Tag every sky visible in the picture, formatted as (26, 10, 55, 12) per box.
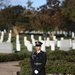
(10, 0, 63, 9)
(10, 0, 46, 9)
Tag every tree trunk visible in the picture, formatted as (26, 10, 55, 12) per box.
(13, 26, 19, 35)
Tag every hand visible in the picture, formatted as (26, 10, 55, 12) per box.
(34, 70, 39, 74)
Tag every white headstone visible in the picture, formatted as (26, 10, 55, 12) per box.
(16, 35, 20, 44)
(10, 30, 12, 33)
(59, 40, 71, 51)
(72, 43, 75, 49)
(57, 31, 60, 35)
(31, 35, 34, 40)
(48, 31, 50, 35)
(46, 37, 50, 47)
(72, 32, 74, 38)
(53, 36, 56, 40)
(41, 41, 46, 52)
(16, 35, 21, 51)
(16, 35, 19, 41)
(64, 32, 68, 37)
(53, 31, 56, 35)
(59, 31, 62, 34)
(39, 36, 42, 41)
(57, 41, 60, 47)
(0, 42, 14, 53)
(7, 33, 12, 42)
(72, 40, 75, 49)
(50, 41, 55, 51)
(24, 36, 27, 41)
(61, 37, 64, 40)
(32, 39, 36, 46)
(27, 43, 33, 51)
(63, 31, 65, 35)
(4, 29, 6, 33)
(31, 35, 36, 46)
(24, 36, 30, 46)
(70, 39, 72, 47)
(51, 43, 55, 51)
(20, 31, 23, 33)
(16, 43, 21, 51)
(0, 31, 4, 43)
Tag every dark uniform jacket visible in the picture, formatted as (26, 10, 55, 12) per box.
(30, 50, 47, 75)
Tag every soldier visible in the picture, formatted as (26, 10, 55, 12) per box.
(30, 41, 47, 75)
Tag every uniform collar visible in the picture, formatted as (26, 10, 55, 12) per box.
(36, 50, 41, 54)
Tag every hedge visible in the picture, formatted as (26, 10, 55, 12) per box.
(19, 50, 75, 75)
(0, 49, 75, 74)
(0, 52, 31, 62)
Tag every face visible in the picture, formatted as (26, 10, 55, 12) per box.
(35, 46, 41, 51)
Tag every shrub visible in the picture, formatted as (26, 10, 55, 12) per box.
(0, 52, 31, 62)
(19, 58, 32, 75)
(19, 50, 75, 75)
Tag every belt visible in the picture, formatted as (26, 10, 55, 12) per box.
(34, 63, 42, 66)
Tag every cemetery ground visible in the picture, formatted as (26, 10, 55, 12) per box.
(0, 32, 75, 75)
(0, 61, 20, 75)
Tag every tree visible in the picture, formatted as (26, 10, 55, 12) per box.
(26, 0, 33, 9)
(35, 0, 62, 31)
(61, 0, 75, 22)
(0, 0, 10, 10)
(0, 5, 24, 32)
(46, 0, 60, 10)
(32, 12, 55, 31)
(61, 0, 75, 31)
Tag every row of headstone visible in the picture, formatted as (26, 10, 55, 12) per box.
(0, 30, 12, 43)
(35, 35, 46, 52)
(23, 34, 75, 52)
(0, 30, 75, 53)
(29, 35, 46, 52)
(25, 35, 54, 51)
(9, 31, 75, 52)
(0, 30, 14, 53)
(48, 31, 75, 39)
(49, 39, 75, 51)
(24, 35, 46, 52)
(48, 31, 74, 35)
(37, 35, 75, 51)
(24, 30, 74, 36)
(23, 30, 75, 39)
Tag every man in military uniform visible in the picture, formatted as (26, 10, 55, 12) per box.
(30, 41, 47, 75)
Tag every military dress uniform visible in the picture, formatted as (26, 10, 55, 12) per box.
(30, 41, 47, 75)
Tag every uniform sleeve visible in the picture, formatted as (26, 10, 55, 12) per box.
(30, 55, 35, 70)
(37, 53, 47, 72)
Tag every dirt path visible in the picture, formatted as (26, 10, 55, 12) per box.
(0, 61, 20, 75)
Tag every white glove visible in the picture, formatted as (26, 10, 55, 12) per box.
(34, 70, 39, 74)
